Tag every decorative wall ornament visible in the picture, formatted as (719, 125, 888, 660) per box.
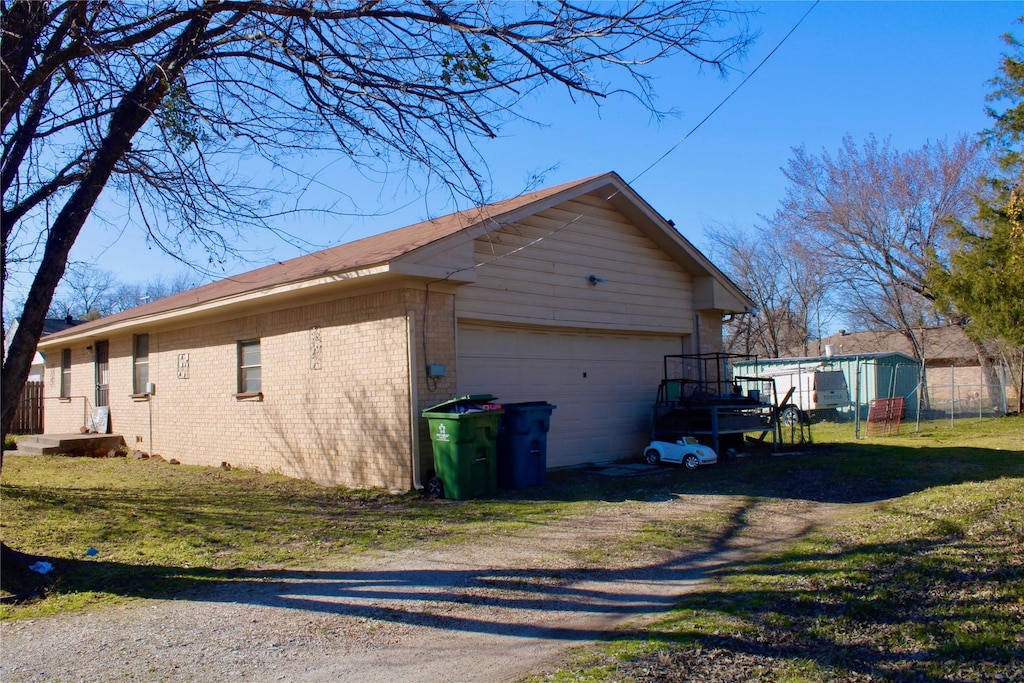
(309, 326, 322, 371)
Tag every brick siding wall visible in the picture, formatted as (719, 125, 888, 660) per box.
(44, 287, 459, 491)
(410, 285, 459, 484)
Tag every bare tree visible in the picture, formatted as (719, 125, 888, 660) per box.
(778, 236, 840, 355)
(706, 224, 790, 357)
(45, 266, 204, 319)
(1, 1, 754, 441)
(768, 134, 989, 361)
(706, 222, 834, 358)
(47, 265, 118, 320)
(105, 271, 205, 314)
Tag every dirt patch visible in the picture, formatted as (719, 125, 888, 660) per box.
(0, 494, 849, 683)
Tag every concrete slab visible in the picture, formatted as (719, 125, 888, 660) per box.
(15, 433, 125, 456)
(589, 463, 660, 477)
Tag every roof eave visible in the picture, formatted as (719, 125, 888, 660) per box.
(38, 263, 397, 348)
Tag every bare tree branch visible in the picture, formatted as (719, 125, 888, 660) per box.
(2, 0, 752, 445)
(769, 134, 989, 360)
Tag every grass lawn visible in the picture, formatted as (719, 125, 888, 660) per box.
(525, 414, 1024, 682)
(2, 413, 1022, 681)
(0, 454, 602, 617)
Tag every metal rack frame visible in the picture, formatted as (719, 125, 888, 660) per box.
(651, 353, 779, 455)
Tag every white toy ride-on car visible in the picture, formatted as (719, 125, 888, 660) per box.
(644, 436, 718, 470)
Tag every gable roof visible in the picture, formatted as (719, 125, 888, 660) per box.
(39, 172, 752, 346)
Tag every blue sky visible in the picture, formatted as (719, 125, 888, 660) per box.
(50, 2, 1024, 298)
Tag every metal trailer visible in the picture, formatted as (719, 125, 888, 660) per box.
(650, 353, 777, 456)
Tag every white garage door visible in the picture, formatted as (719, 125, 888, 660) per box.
(457, 324, 684, 468)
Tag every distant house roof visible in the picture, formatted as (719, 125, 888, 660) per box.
(39, 171, 753, 346)
(734, 350, 916, 368)
(42, 317, 83, 336)
(818, 326, 998, 366)
(4, 316, 83, 353)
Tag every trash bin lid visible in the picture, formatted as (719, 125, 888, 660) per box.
(423, 394, 500, 414)
(502, 401, 556, 410)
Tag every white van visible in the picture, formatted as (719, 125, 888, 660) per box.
(737, 365, 850, 424)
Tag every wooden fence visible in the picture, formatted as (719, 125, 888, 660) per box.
(11, 381, 44, 434)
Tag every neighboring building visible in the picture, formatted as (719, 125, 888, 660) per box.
(5, 316, 83, 382)
(818, 327, 1013, 413)
(37, 172, 752, 491)
(818, 326, 996, 367)
(4, 316, 84, 434)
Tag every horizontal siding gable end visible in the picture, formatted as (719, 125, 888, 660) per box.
(457, 193, 696, 334)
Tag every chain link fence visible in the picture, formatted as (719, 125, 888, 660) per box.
(732, 353, 1019, 443)
(851, 360, 1014, 436)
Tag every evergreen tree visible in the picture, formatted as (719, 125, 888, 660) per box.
(932, 23, 1024, 348)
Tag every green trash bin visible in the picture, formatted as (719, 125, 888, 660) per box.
(421, 395, 504, 500)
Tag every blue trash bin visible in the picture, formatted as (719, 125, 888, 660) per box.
(496, 402, 556, 489)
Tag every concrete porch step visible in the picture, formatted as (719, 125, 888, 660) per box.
(16, 433, 125, 456)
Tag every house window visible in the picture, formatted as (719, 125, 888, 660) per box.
(133, 334, 150, 394)
(60, 348, 71, 398)
(237, 340, 262, 394)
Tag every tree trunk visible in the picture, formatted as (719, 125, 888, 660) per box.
(1, 11, 213, 469)
(1018, 346, 1023, 414)
(964, 335, 1002, 411)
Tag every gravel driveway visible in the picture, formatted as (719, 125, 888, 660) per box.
(0, 494, 838, 682)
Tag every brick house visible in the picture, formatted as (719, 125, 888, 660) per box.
(36, 172, 752, 491)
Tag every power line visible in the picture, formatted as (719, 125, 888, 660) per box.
(630, 0, 820, 186)
(460, 2, 819, 276)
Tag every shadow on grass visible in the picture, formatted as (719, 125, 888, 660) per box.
(537, 440, 1024, 505)
(2, 497, 767, 630)
(3, 440, 1021, 602)
(3, 438, 1022, 682)
(4, 483, 1021, 683)
(610, 526, 1024, 682)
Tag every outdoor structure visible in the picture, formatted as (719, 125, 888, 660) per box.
(732, 351, 920, 422)
(34, 172, 753, 491)
(818, 327, 1014, 416)
(651, 352, 776, 456)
